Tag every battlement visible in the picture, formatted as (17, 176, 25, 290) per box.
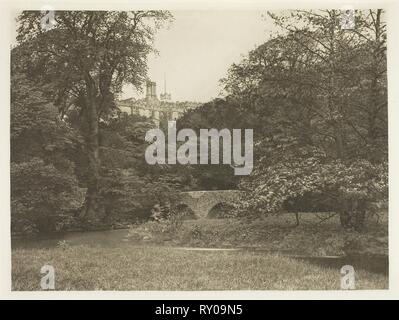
(117, 80, 201, 126)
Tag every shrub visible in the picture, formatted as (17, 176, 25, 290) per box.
(11, 158, 83, 234)
(128, 208, 185, 242)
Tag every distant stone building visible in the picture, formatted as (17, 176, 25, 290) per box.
(117, 80, 201, 126)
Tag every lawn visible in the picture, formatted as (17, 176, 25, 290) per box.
(12, 212, 388, 291)
(12, 245, 388, 291)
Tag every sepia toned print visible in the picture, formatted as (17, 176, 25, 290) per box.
(11, 9, 387, 291)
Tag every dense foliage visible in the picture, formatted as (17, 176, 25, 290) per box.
(11, 10, 388, 234)
(11, 11, 180, 234)
(177, 10, 388, 229)
(221, 10, 388, 229)
(11, 72, 184, 233)
(15, 11, 173, 220)
(11, 73, 83, 233)
(176, 98, 246, 190)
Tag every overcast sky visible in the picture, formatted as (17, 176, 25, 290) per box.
(123, 10, 275, 102)
(12, 10, 275, 103)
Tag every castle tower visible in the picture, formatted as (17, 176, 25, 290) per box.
(146, 81, 157, 100)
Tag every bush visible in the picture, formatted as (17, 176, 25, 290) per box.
(11, 158, 83, 234)
(239, 138, 388, 230)
(98, 168, 180, 224)
(128, 208, 185, 242)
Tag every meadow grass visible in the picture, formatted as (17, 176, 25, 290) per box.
(12, 245, 388, 291)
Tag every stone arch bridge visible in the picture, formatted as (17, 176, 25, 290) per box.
(177, 190, 241, 219)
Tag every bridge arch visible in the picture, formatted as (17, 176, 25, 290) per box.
(178, 190, 241, 219)
(174, 203, 196, 220)
(207, 202, 235, 219)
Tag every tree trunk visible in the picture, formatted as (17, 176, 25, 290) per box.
(339, 209, 352, 228)
(367, 9, 384, 152)
(339, 199, 366, 230)
(353, 209, 366, 230)
(82, 73, 100, 221)
(36, 215, 56, 234)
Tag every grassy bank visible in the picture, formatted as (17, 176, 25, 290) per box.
(128, 213, 388, 257)
(12, 245, 388, 290)
(12, 212, 388, 290)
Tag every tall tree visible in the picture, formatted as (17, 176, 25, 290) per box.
(266, 9, 387, 160)
(222, 10, 387, 228)
(16, 11, 173, 219)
